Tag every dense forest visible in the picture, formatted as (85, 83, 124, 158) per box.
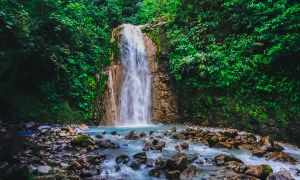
(1, 0, 300, 141)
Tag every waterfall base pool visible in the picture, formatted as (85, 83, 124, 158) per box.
(83, 125, 300, 180)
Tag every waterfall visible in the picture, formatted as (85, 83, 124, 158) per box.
(118, 24, 152, 126)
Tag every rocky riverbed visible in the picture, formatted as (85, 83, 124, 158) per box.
(0, 122, 299, 179)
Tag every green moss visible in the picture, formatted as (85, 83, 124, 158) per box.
(71, 135, 94, 147)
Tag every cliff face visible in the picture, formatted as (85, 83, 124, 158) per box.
(98, 24, 178, 125)
(143, 32, 179, 123)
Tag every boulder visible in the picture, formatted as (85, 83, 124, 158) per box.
(245, 165, 273, 179)
(273, 143, 284, 151)
(180, 164, 197, 178)
(111, 142, 120, 149)
(267, 171, 295, 180)
(214, 154, 243, 166)
(225, 161, 247, 173)
(133, 152, 147, 163)
(148, 168, 160, 177)
(139, 132, 147, 138)
(258, 136, 274, 151)
(165, 170, 181, 179)
(180, 142, 189, 150)
(116, 154, 130, 164)
(111, 131, 117, 135)
(238, 144, 252, 150)
(154, 158, 167, 170)
(95, 134, 103, 139)
(166, 153, 188, 171)
(71, 135, 94, 147)
(207, 136, 219, 147)
(266, 151, 297, 164)
(130, 160, 141, 170)
(37, 165, 52, 174)
(214, 142, 232, 149)
(252, 147, 267, 157)
(223, 130, 238, 138)
(69, 160, 82, 170)
(97, 139, 111, 148)
(125, 131, 139, 140)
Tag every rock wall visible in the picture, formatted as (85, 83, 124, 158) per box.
(97, 24, 179, 125)
(144, 33, 179, 123)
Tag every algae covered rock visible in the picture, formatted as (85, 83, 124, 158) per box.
(71, 135, 94, 147)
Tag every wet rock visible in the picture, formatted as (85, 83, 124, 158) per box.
(252, 147, 267, 157)
(214, 142, 232, 149)
(133, 152, 147, 163)
(95, 134, 103, 139)
(37, 165, 52, 174)
(97, 139, 111, 148)
(69, 160, 82, 170)
(180, 164, 197, 178)
(154, 158, 167, 170)
(139, 132, 147, 138)
(149, 168, 160, 177)
(166, 153, 188, 171)
(71, 135, 94, 147)
(267, 171, 295, 180)
(214, 154, 243, 166)
(258, 136, 274, 151)
(180, 142, 189, 150)
(125, 131, 139, 140)
(85, 154, 106, 164)
(111, 142, 120, 149)
(223, 130, 238, 138)
(266, 151, 297, 164)
(130, 160, 141, 170)
(238, 144, 252, 150)
(173, 133, 186, 140)
(225, 161, 247, 173)
(207, 136, 219, 147)
(245, 165, 273, 179)
(273, 143, 284, 151)
(150, 139, 166, 150)
(116, 154, 130, 164)
(165, 170, 181, 179)
(111, 131, 117, 135)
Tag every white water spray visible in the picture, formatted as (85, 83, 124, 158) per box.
(118, 24, 152, 126)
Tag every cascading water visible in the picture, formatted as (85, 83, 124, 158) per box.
(118, 24, 152, 126)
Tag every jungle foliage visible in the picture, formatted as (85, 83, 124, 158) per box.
(137, 0, 300, 141)
(0, 0, 129, 122)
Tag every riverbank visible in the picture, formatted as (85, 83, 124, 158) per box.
(0, 121, 299, 179)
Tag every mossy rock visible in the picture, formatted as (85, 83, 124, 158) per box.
(71, 135, 94, 147)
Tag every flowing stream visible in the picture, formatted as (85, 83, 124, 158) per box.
(118, 24, 152, 126)
(85, 125, 300, 180)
